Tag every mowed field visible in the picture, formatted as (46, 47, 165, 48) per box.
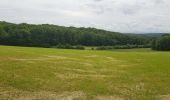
(0, 46, 170, 100)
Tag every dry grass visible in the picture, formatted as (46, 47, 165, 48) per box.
(95, 96, 124, 100)
(159, 95, 170, 100)
(0, 90, 86, 100)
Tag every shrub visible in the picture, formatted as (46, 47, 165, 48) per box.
(74, 45, 85, 50)
(96, 46, 114, 50)
(96, 45, 150, 50)
(53, 44, 85, 50)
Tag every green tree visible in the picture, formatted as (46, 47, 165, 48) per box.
(152, 35, 170, 51)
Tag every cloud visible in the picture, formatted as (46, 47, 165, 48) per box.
(0, 0, 170, 33)
(93, 0, 103, 2)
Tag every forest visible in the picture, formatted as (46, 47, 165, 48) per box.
(152, 34, 170, 51)
(0, 21, 169, 51)
(0, 21, 151, 46)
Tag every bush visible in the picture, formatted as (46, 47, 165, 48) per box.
(55, 43, 65, 48)
(91, 47, 95, 50)
(74, 45, 85, 50)
(64, 44, 73, 49)
(96, 45, 150, 50)
(96, 46, 114, 50)
(53, 44, 85, 50)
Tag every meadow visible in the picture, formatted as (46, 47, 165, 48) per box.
(0, 45, 170, 100)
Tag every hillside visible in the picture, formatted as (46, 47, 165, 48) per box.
(0, 21, 151, 47)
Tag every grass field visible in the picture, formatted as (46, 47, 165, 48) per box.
(0, 45, 170, 100)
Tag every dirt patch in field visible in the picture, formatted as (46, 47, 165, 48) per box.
(134, 82, 145, 91)
(84, 55, 98, 58)
(81, 62, 93, 66)
(62, 60, 93, 67)
(46, 55, 79, 60)
(112, 82, 145, 97)
(55, 73, 113, 79)
(9, 55, 78, 61)
(159, 94, 170, 100)
(97, 68, 126, 73)
(61, 67, 96, 73)
(95, 96, 124, 100)
(46, 55, 68, 59)
(0, 90, 86, 100)
(105, 57, 122, 62)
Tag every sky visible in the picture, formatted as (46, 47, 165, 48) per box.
(0, 0, 170, 33)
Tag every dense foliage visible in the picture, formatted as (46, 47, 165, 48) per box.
(0, 21, 152, 48)
(96, 45, 151, 50)
(152, 34, 170, 51)
(53, 44, 85, 50)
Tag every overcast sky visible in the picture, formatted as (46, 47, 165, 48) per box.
(0, 0, 170, 33)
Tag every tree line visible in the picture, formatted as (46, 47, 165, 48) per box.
(0, 21, 155, 48)
(152, 34, 170, 51)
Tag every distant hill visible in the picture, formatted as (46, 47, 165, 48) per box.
(126, 33, 166, 37)
(137, 33, 166, 37)
(0, 21, 160, 47)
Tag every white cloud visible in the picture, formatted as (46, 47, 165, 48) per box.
(0, 0, 170, 33)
